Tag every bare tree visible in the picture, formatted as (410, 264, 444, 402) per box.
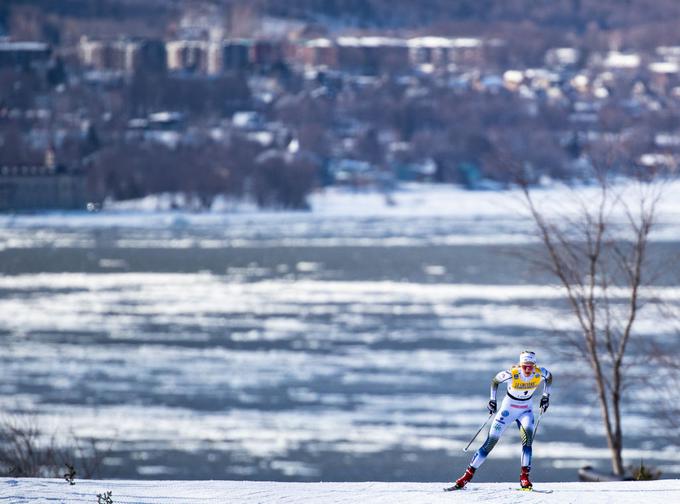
(0, 416, 62, 478)
(654, 348, 680, 431)
(649, 304, 680, 444)
(521, 174, 662, 476)
(0, 415, 112, 479)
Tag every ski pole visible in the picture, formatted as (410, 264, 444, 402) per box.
(463, 412, 494, 452)
(533, 409, 545, 439)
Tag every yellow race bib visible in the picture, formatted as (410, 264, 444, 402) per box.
(510, 365, 542, 393)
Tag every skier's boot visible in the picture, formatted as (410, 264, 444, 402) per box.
(520, 466, 532, 490)
(451, 465, 476, 490)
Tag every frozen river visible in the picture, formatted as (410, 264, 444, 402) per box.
(1, 185, 680, 482)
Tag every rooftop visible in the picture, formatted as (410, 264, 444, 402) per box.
(0, 41, 50, 52)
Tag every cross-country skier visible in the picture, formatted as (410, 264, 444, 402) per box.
(449, 350, 552, 491)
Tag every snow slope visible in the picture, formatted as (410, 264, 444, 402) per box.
(2, 478, 679, 504)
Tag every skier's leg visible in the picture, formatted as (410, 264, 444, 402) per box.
(469, 409, 511, 469)
(516, 410, 535, 469)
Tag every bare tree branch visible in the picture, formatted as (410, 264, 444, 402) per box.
(521, 172, 662, 476)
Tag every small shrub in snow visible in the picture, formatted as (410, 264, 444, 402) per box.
(97, 490, 113, 504)
(630, 460, 661, 481)
(63, 463, 76, 485)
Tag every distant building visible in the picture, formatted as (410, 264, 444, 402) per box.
(295, 38, 338, 68)
(0, 41, 51, 70)
(327, 158, 387, 186)
(407, 37, 484, 70)
(125, 111, 185, 148)
(336, 36, 410, 74)
(232, 111, 265, 130)
(79, 37, 166, 75)
(0, 150, 86, 211)
(137, 40, 167, 74)
(165, 39, 253, 75)
(166, 40, 211, 74)
(408, 37, 453, 68)
(601, 51, 641, 70)
(79, 37, 132, 72)
(290, 36, 483, 74)
(223, 40, 251, 71)
(250, 40, 284, 67)
(545, 47, 580, 68)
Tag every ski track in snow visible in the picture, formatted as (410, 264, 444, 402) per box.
(2, 479, 680, 503)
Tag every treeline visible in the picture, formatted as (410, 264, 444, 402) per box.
(1, 0, 177, 42)
(260, 0, 680, 31)
(7, 0, 680, 51)
(8, 0, 680, 36)
(257, 0, 680, 52)
(2, 0, 177, 20)
(89, 140, 317, 210)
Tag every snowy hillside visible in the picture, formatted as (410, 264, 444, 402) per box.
(2, 478, 679, 503)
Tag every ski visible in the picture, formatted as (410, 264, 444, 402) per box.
(444, 485, 476, 492)
(443, 485, 480, 492)
(512, 487, 554, 494)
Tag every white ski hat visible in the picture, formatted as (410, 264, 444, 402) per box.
(519, 350, 537, 365)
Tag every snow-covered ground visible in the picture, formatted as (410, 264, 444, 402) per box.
(2, 478, 679, 503)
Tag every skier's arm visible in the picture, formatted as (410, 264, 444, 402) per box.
(490, 370, 511, 401)
(541, 367, 553, 396)
(539, 367, 553, 412)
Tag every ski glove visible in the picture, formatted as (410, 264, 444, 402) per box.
(540, 395, 549, 413)
(487, 399, 497, 414)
